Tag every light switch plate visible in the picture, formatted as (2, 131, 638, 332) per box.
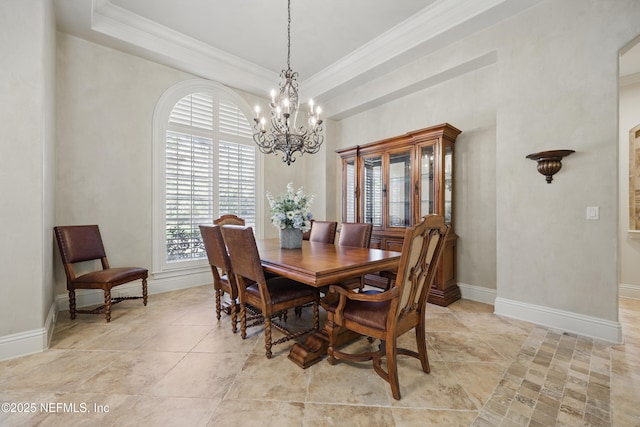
(587, 206, 599, 220)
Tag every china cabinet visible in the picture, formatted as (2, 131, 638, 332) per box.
(337, 123, 461, 306)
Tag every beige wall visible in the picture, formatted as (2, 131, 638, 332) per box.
(0, 0, 56, 343)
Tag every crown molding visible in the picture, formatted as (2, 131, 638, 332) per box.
(90, 0, 276, 95)
(303, 0, 536, 101)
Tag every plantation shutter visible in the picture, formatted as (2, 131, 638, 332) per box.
(165, 93, 214, 261)
(218, 101, 256, 227)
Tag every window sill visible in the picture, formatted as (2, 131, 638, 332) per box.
(152, 264, 209, 280)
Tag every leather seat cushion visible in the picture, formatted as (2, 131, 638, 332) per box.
(74, 267, 148, 284)
(326, 298, 390, 330)
(246, 277, 317, 305)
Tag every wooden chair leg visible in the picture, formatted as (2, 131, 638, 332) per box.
(231, 300, 238, 333)
(313, 300, 319, 331)
(215, 289, 222, 320)
(415, 324, 430, 373)
(386, 339, 400, 400)
(104, 289, 112, 323)
(68, 290, 76, 320)
(142, 278, 148, 306)
(264, 317, 273, 359)
(326, 316, 338, 365)
(240, 303, 247, 339)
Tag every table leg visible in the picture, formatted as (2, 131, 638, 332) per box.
(288, 316, 360, 369)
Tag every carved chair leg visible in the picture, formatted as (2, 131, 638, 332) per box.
(240, 303, 247, 339)
(68, 290, 76, 320)
(326, 316, 338, 365)
(313, 300, 319, 331)
(215, 289, 222, 320)
(142, 278, 148, 306)
(104, 289, 112, 323)
(264, 317, 273, 359)
(231, 300, 238, 333)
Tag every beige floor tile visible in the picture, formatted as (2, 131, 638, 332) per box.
(225, 353, 311, 401)
(210, 399, 304, 427)
(138, 324, 211, 352)
(304, 403, 395, 427)
(150, 352, 247, 400)
(74, 350, 185, 394)
(427, 331, 505, 363)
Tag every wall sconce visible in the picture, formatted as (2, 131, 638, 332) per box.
(526, 150, 575, 183)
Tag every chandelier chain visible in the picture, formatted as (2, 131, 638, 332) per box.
(287, 0, 291, 70)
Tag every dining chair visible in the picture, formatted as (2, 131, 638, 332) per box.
(213, 214, 245, 226)
(309, 220, 338, 244)
(325, 215, 450, 399)
(221, 225, 320, 358)
(335, 222, 374, 291)
(54, 225, 148, 322)
(199, 224, 241, 332)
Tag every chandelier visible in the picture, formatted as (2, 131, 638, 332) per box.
(253, 0, 323, 165)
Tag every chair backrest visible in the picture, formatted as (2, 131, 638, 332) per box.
(392, 215, 449, 318)
(214, 214, 245, 226)
(302, 219, 314, 240)
(199, 225, 231, 274)
(338, 223, 373, 248)
(54, 225, 107, 264)
(309, 221, 338, 244)
(220, 225, 267, 286)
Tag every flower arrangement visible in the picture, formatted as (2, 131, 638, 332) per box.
(266, 183, 314, 231)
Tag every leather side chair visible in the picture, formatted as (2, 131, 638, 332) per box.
(222, 225, 320, 358)
(199, 224, 241, 332)
(54, 225, 148, 322)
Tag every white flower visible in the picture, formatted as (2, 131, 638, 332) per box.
(267, 183, 314, 230)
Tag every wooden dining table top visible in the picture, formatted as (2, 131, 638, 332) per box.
(256, 239, 401, 287)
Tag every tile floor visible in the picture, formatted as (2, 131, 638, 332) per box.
(0, 285, 639, 426)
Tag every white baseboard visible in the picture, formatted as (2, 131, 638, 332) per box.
(458, 282, 496, 305)
(494, 297, 622, 344)
(620, 283, 640, 300)
(0, 301, 58, 362)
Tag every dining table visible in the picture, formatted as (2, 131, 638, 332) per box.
(256, 238, 401, 368)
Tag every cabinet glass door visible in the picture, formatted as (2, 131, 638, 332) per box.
(420, 145, 435, 217)
(388, 150, 412, 227)
(444, 145, 453, 224)
(343, 158, 356, 222)
(362, 155, 383, 226)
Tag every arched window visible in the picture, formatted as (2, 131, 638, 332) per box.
(153, 80, 261, 275)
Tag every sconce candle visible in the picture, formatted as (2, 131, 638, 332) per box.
(526, 149, 575, 183)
